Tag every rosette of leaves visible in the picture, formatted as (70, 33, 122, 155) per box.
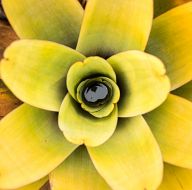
(0, 0, 192, 190)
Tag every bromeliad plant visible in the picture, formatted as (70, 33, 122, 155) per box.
(0, 0, 192, 189)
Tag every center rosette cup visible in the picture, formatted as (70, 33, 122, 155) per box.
(81, 79, 112, 107)
(66, 56, 120, 118)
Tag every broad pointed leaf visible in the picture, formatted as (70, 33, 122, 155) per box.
(107, 50, 170, 117)
(145, 94, 192, 169)
(50, 147, 111, 190)
(2, 0, 83, 47)
(158, 164, 192, 190)
(1, 40, 85, 111)
(146, 3, 192, 90)
(88, 116, 163, 190)
(0, 104, 77, 189)
(76, 0, 153, 57)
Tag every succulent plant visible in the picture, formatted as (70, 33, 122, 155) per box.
(0, 0, 192, 189)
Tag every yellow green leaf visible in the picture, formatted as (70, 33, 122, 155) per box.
(146, 3, 192, 90)
(158, 163, 192, 190)
(76, 0, 153, 58)
(145, 94, 192, 169)
(173, 81, 192, 102)
(0, 104, 77, 189)
(2, 0, 83, 48)
(58, 94, 118, 147)
(50, 146, 111, 190)
(88, 116, 163, 190)
(1, 40, 85, 112)
(107, 50, 170, 117)
(154, 0, 191, 17)
(16, 176, 48, 190)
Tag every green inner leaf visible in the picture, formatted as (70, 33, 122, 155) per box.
(58, 94, 118, 147)
(67, 56, 116, 100)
